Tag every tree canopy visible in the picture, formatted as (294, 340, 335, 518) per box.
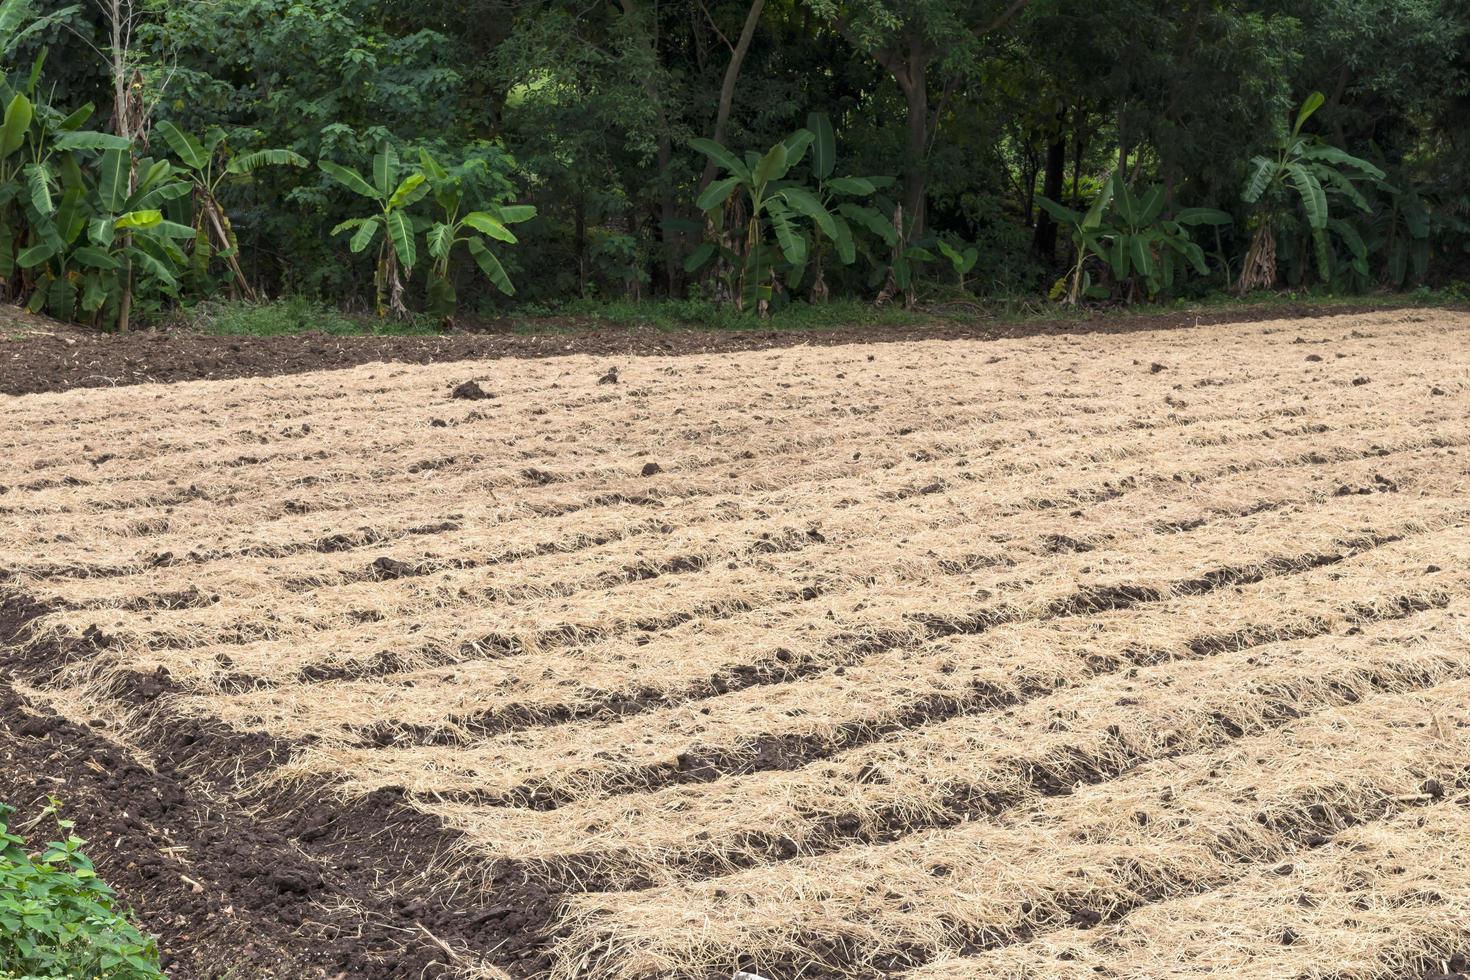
(3, 0, 1468, 323)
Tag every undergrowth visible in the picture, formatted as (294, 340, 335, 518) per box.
(171, 285, 1470, 338)
(183, 296, 439, 336)
(0, 800, 161, 979)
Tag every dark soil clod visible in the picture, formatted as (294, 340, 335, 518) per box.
(369, 556, 414, 580)
(451, 380, 493, 400)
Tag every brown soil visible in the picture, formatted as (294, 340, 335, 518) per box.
(0, 594, 561, 978)
(0, 301, 1433, 396)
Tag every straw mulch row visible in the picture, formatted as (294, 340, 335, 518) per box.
(1, 308, 1467, 979)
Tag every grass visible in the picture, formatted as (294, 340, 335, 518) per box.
(183, 296, 441, 337)
(505, 297, 934, 332)
(175, 284, 1469, 338)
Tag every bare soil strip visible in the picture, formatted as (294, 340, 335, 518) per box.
(0, 301, 1436, 397)
(1, 308, 1467, 979)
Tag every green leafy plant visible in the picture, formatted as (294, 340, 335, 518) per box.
(13, 120, 195, 326)
(798, 111, 892, 303)
(1038, 176, 1229, 304)
(419, 147, 535, 318)
(1037, 180, 1113, 304)
(153, 120, 305, 301)
(870, 203, 934, 309)
(322, 143, 430, 318)
(21, 151, 196, 324)
(935, 238, 978, 289)
(589, 230, 647, 302)
(689, 126, 845, 315)
(1361, 150, 1470, 290)
(1237, 92, 1383, 292)
(0, 21, 196, 329)
(0, 799, 162, 979)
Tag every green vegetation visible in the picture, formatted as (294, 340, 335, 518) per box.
(0, 0, 1466, 329)
(0, 800, 161, 979)
(182, 285, 1466, 339)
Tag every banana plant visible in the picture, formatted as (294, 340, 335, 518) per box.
(869, 203, 934, 309)
(1038, 176, 1229, 304)
(321, 143, 429, 318)
(18, 148, 195, 326)
(1236, 92, 1383, 293)
(1360, 149, 1469, 289)
(1098, 181, 1229, 300)
(0, 0, 78, 64)
(418, 147, 535, 318)
(1036, 180, 1113, 304)
(0, 88, 36, 288)
(153, 121, 305, 301)
(0, 54, 114, 291)
(688, 127, 841, 314)
(936, 239, 978, 289)
(799, 111, 892, 302)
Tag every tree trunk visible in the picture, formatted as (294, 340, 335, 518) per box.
(203, 194, 257, 302)
(1033, 115, 1066, 259)
(1116, 100, 1130, 181)
(829, 1, 1029, 244)
(1237, 221, 1276, 294)
(619, 0, 680, 295)
(698, 0, 766, 192)
(897, 51, 929, 239)
(574, 200, 587, 298)
(1071, 107, 1084, 204)
(655, 136, 678, 294)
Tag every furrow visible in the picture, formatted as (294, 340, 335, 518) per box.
(905, 800, 1470, 980)
(248, 498, 1466, 807)
(548, 676, 1470, 980)
(30, 436, 1466, 693)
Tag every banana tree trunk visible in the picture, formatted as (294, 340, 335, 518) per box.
(387, 250, 408, 319)
(202, 193, 257, 302)
(1237, 221, 1276, 294)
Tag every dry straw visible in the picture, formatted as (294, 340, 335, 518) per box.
(2, 309, 1467, 980)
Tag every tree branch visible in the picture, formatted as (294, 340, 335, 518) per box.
(698, 0, 767, 190)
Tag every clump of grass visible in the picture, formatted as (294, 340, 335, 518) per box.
(184, 297, 440, 336)
(0, 799, 162, 979)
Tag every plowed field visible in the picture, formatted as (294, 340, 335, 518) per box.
(2, 309, 1468, 979)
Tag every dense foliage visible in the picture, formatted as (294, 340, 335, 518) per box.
(5, 0, 1470, 324)
(0, 800, 161, 979)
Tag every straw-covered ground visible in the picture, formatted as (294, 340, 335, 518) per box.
(2, 308, 1468, 979)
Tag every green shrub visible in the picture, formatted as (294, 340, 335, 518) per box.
(0, 800, 162, 979)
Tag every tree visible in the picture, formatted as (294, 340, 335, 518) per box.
(806, 0, 1029, 237)
(696, 0, 766, 193)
